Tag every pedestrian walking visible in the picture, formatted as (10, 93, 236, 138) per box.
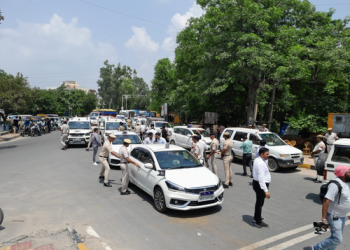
(47, 118, 52, 133)
(12, 116, 19, 134)
(311, 135, 326, 183)
(240, 135, 253, 177)
(146, 125, 156, 143)
(92, 128, 101, 165)
(161, 125, 168, 142)
(312, 165, 350, 250)
(86, 121, 97, 151)
(144, 133, 154, 144)
(155, 133, 166, 144)
(134, 122, 141, 138)
(207, 133, 219, 174)
(118, 122, 125, 131)
(99, 134, 120, 187)
(140, 122, 146, 140)
(213, 122, 218, 139)
(255, 140, 269, 158)
(221, 132, 234, 188)
(119, 139, 140, 195)
(252, 147, 271, 227)
(324, 128, 339, 153)
(60, 121, 69, 150)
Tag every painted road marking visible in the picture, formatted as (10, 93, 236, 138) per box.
(237, 224, 313, 250)
(266, 220, 350, 250)
(77, 243, 88, 250)
(86, 226, 100, 238)
(102, 243, 112, 250)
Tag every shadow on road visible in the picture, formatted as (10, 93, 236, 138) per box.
(273, 168, 301, 174)
(305, 193, 322, 205)
(0, 226, 5, 231)
(304, 177, 316, 181)
(242, 215, 261, 228)
(0, 145, 18, 150)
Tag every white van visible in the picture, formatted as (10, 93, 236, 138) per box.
(316, 139, 350, 183)
(219, 128, 303, 171)
(66, 117, 91, 146)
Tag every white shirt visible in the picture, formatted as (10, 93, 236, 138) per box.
(146, 129, 156, 143)
(325, 132, 338, 145)
(326, 178, 350, 217)
(253, 157, 271, 192)
(313, 141, 325, 156)
(144, 137, 153, 144)
(255, 145, 269, 158)
(155, 137, 166, 144)
(140, 125, 146, 132)
(194, 141, 204, 160)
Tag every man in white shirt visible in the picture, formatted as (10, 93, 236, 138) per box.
(192, 136, 204, 163)
(252, 147, 271, 227)
(324, 128, 339, 154)
(144, 133, 154, 144)
(146, 124, 156, 143)
(140, 123, 146, 140)
(311, 135, 326, 183)
(155, 133, 166, 144)
(313, 165, 350, 250)
(60, 121, 70, 150)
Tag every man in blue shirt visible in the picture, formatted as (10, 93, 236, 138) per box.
(155, 133, 166, 144)
(240, 135, 253, 177)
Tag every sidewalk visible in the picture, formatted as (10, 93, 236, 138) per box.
(0, 132, 21, 142)
(299, 154, 314, 169)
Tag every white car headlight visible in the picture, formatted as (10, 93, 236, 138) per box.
(84, 132, 90, 136)
(280, 154, 291, 159)
(166, 181, 186, 193)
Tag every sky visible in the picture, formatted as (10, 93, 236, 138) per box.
(0, 0, 349, 91)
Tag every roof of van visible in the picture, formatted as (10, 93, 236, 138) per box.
(334, 138, 350, 146)
(224, 127, 272, 134)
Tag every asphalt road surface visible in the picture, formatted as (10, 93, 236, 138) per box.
(1, 132, 349, 250)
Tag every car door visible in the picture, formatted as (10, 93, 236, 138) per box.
(182, 128, 193, 149)
(138, 149, 158, 194)
(233, 131, 248, 158)
(129, 148, 145, 189)
(175, 128, 185, 146)
(249, 133, 260, 159)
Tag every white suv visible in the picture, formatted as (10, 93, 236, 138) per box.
(66, 117, 91, 146)
(316, 139, 350, 183)
(169, 126, 212, 152)
(219, 128, 303, 171)
(101, 119, 127, 144)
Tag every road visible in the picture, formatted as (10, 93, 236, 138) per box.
(0, 132, 349, 250)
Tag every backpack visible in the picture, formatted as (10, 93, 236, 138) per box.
(320, 180, 342, 205)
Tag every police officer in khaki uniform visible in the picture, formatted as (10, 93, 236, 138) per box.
(134, 123, 141, 138)
(118, 122, 125, 131)
(207, 132, 219, 174)
(311, 135, 326, 183)
(119, 139, 140, 195)
(60, 121, 69, 150)
(221, 132, 234, 188)
(126, 118, 132, 130)
(99, 134, 120, 187)
(325, 128, 339, 153)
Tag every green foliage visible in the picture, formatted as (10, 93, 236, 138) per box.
(286, 110, 327, 134)
(0, 9, 4, 24)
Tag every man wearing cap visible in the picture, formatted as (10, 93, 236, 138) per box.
(313, 165, 350, 250)
(60, 121, 69, 150)
(99, 134, 120, 187)
(262, 124, 269, 132)
(207, 132, 219, 174)
(240, 135, 253, 177)
(119, 139, 140, 195)
(155, 133, 166, 144)
(144, 133, 154, 144)
(311, 135, 326, 183)
(86, 121, 98, 151)
(134, 122, 141, 138)
(118, 122, 125, 131)
(325, 128, 339, 154)
(126, 118, 132, 130)
(221, 132, 234, 188)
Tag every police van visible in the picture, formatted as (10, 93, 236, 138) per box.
(66, 117, 91, 146)
(100, 117, 127, 144)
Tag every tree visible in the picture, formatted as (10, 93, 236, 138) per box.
(0, 9, 4, 24)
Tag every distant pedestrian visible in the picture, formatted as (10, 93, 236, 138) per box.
(140, 122, 146, 140)
(262, 124, 269, 132)
(92, 128, 101, 165)
(221, 132, 234, 188)
(134, 122, 141, 138)
(255, 140, 269, 158)
(86, 121, 98, 151)
(146, 125, 156, 143)
(219, 124, 225, 138)
(161, 125, 168, 141)
(311, 135, 326, 183)
(240, 135, 253, 177)
(325, 128, 339, 153)
(119, 139, 140, 195)
(12, 116, 19, 134)
(60, 121, 69, 150)
(213, 122, 218, 139)
(99, 134, 120, 187)
(207, 133, 219, 174)
(155, 133, 166, 144)
(252, 147, 271, 227)
(47, 118, 52, 133)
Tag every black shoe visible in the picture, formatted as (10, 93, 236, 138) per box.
(252, 218, 264, 223)
(86, 148, 89, 151)
(99, 176, 104, 179)
(104, 183, 112, 187)
(223, 184, 229, 188)
(315, 180, 322, 183)
(121, 190, 130, 195)
(255, 221, 269, 227)
(242, 173, 247, 176)
(313, 178, 317, 181)
(250, 175, 253, 178)
(229, 182, 233, 186)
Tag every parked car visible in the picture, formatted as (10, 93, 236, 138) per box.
(169, 126, 212, 152)
(128, 144, 224, 212)
(316, 139, 350, 183)
(219, 128, 303, 172)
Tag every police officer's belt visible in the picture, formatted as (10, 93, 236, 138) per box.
(121, 162, 128, 164)
(99, 155, 108, 158)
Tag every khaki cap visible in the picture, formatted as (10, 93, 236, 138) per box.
(248, 125, 252, 127)
(327, 128, 333, 131)
(317, 134, 324, 138)
(224, 132, 231, 136)
(109, 134, 116, 138)
(263, 124, 267, 126)
(124, 139, 131, 143)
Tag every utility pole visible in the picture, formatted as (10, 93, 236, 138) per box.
(122, 95, 148, 110)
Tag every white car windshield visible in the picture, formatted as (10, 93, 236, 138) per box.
(106, 123, 126, 130)
(155, 122, 171, 128)
(191, 129, 209, 137)
(259, 133, 286, 146)
(69, 122, 90, 129)
(117, 116, 125, 120)
(112, 135, 142, 145)
(154, 150, 201, 169)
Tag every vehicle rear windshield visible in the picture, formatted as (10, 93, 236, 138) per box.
(112, 135, 142, 145)
(154, 151, 201, 169)
(331, 146, 350, 163)
(106, 123, 126, 130)
(259, 133, 286, 146)
(155, 122, 171, 128)
(69, 122, 90, 129)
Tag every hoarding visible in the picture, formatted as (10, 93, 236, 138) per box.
(204, 112, 218, 124)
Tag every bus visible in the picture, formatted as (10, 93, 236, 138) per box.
(90, 109, 117, 120)
(119, 110, 135, 120)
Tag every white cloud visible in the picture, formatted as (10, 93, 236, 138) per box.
(161, 2, 205, 52)
(0, 14, 118, 89)
(125, 26, 159, 52)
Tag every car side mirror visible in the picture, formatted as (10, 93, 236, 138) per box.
(187, 134, 192, 137)
(144, 163, 153, 169)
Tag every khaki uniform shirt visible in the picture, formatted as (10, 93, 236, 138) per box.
(325, 132, 338, 145)
(134, 125, 141, 133)
(223, 139, 234, 158)
(119, 145, 129, 163)
(118, 126, 125, 131)
(127, 119, 132, 126)
(213, 125, 218, 133)
(210, 138, 219, 152)
(100, 141, 113, 157)
(61, 124, 69, 134)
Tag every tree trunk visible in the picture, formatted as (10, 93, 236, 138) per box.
(245, 80, 259, 125)
(268, 84, 277, 130)
(108, 98, 113, 109)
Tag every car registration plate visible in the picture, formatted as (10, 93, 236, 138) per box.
(74, 138, 81, 141)
(198, 191, 215, 202)
(293, 159, 300, 163)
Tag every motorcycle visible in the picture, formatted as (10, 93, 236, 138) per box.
(30, 125, 40, 137)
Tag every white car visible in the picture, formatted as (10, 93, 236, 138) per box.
(101, 120, 127, 144)
(108, 131, 143, 167)
(169, 126, 212, 152)
(66, 117, 91, 146)
(219, 128, 303, 171)
(128, 144, 224, 212)
(316, 139, 350, 183)
(116, 115, 125, 121)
